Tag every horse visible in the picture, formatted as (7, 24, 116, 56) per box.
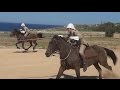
(45, 35, 117, 79)
(10, 29, 43, 51)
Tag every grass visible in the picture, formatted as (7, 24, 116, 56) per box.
(0, 31, 120, 49)
(85, 37, 120, 49)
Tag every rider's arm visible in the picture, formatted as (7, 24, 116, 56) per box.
(25, 27, 30, 32)
(77, 31, 87, 45)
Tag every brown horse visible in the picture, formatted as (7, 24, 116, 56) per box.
(45, 35, 117, 79)
(10, 29, 43, 51)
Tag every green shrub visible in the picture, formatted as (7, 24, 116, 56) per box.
(105, 30, 114, 37)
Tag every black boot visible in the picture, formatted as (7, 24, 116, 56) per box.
(82, 55, 87, 72)
(83, 62, 87, 72)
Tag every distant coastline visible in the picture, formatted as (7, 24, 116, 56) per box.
(0, 22, 63, 31)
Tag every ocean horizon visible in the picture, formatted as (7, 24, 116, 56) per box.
(0, 22, 63, 31)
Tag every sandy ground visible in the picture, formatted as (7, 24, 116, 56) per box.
(0, 48, 120, 79)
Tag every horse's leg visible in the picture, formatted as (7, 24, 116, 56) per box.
(24, 41, 32, 51)
(93, 63, 102, 79)
(96, 50, 112, 72)
(75, 66, 80, 79)
(100, 62, 112, 71)
(22, 42, 27, 51)
(56, 66, 66, 79)
(98, 55, 112, 71)
(16, 41, 21, 49)
(33, 40, 38, 51)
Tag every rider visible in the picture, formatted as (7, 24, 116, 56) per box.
(66, 23, 87, 72)
(20, 23, 30, 37)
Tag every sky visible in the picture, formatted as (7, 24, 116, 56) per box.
(0, 12, 120, 25)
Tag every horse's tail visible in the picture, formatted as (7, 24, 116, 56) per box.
(37, 33, 43, 38)
(104, 47, 117, 65)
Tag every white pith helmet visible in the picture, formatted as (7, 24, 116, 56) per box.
(66, 23, 76, 30)
(21, 23, 26, 27)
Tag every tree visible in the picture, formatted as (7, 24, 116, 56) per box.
(94, 22, 116, 37)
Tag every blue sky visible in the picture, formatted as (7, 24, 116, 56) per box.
(0, 12, 120, 25)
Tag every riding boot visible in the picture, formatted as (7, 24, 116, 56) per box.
(81, 55, 87, 72)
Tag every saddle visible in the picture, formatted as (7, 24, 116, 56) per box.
(24, 32, 29, 36)
(19, 33, 30, 41)
(69, 36, 81, 47)
(84, 46, 98, 59)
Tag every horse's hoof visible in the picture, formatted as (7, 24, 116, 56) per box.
(25, 49, 28, 51)
(33, 50, 37, 52)
(99, 77, 102, 79)
(23, 51, 28, 53)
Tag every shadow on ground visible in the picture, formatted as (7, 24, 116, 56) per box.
(13, 50, 37, 53)
(49, 74, 98, 79)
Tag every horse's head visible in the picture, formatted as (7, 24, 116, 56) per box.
(45, 35, 66, 57)
(10, 29, 20, 37)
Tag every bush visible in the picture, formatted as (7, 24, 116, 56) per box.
(105, 30, 114, 37)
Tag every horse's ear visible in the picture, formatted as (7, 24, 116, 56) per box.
(53, 35, 59, 39)
(54, 35, 58, 37)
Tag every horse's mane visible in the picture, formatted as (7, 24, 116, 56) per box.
(13, 28, 21, 34)
(53, 35, 67, 42)
(14, 28, 19, 32)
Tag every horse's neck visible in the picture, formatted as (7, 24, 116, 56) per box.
(16, 33, 20, 38)
(59, 39, 80, 60)
(59, 40, 71, 59)
(16, 32, 22, 39)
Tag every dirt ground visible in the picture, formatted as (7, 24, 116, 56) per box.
(0, 48, 120, 79)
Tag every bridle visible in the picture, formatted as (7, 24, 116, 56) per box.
(60, 42, 72, 61)
(60, 48, 72, 60)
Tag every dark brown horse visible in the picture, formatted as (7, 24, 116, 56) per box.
(10, 29, 43, 51)
(45, 35, 117, 79)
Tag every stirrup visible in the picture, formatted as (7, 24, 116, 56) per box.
(83, 66, 87, 72)
(83, 63, 87, 72)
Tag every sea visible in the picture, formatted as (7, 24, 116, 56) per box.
(0, 22, 63, 32)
